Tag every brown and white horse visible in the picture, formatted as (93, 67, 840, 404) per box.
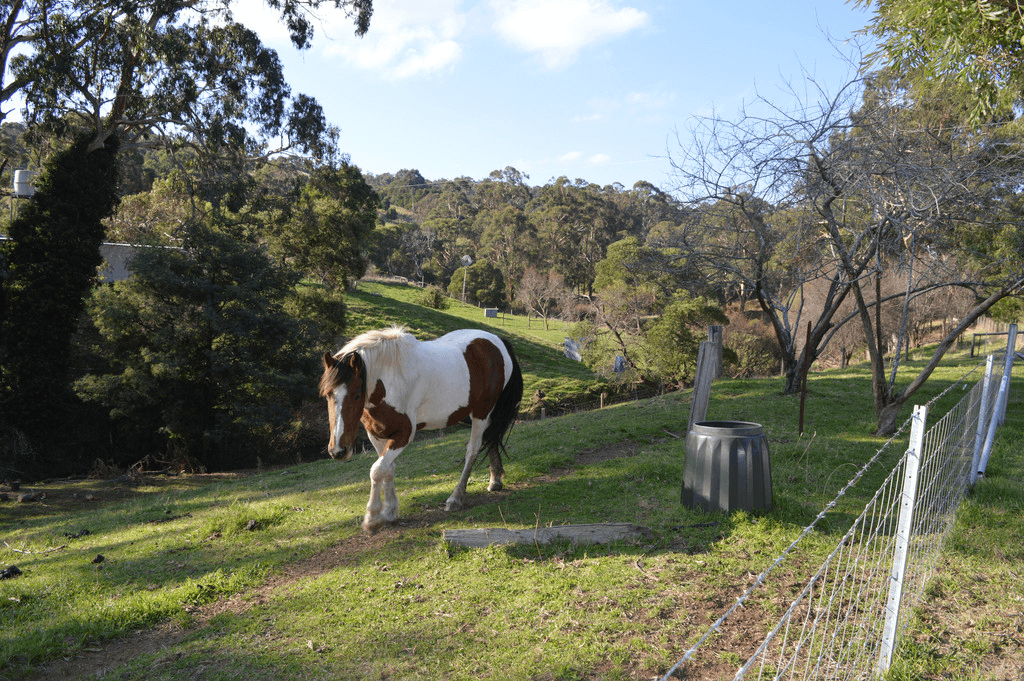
(320, 326, 523, 533)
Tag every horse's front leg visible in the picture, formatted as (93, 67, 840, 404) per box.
(364, 434, 403, 534)
(446, 418, 486, 512)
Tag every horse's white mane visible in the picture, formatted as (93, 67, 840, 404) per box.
(336, 325, 416, 376)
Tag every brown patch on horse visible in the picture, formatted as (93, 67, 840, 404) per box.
(463, 338, 506, 419)
(361, 379, 414, 450)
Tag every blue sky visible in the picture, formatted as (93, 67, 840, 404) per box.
(242, 0, 874, 188)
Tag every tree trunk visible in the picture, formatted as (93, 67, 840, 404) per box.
(851, 277, 892, 418)
(870, 282, 1022, 435)
(876, 402, 903, 436)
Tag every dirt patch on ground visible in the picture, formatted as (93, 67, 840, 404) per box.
(531, 439, 643, 485)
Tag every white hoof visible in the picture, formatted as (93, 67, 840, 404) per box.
(444, 498, 463, 512)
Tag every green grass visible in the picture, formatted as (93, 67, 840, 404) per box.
(2, 283, 1021, 679)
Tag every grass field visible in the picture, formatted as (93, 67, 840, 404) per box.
(1, 283, 1021, 680)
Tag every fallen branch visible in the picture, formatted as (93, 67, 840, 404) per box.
(4, 541, 67, 555)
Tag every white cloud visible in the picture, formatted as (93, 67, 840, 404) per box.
(493, 0, 649, 69)
(322, 0, 468, 79)
(224, 0, 293, 45)
(390, 40, 463, 79)
(559, 151, 583, 162)
(625, 91, 674, 109)
(572, 89, 675, 126)
(588, 153, 611, 165)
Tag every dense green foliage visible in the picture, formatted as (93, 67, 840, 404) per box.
(264, 163, 380, 289)
(0, 0, 377, 477)
(0, 134, 120, 477)
(446, 260, 506, 308)
(857, 0, 1024, 124)
(76, 219, 311, 471)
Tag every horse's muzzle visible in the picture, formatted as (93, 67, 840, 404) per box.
(330, 446, 353, 462)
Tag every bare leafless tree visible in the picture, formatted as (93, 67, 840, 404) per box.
(667, 56, 1024, 433)
(516, 267, 566, 330)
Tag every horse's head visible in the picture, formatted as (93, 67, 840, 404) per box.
(320, 351, 367, 461)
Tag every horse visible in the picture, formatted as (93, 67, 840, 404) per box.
(319, 326, 524, 533)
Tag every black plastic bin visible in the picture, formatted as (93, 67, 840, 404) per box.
(682, 420, 773, 513)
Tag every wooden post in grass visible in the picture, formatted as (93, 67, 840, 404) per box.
(707, 325, 723, 379)
(688, 335, 721, 432)
(799, 321, 811, 435)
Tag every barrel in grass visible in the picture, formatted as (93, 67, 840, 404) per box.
(682, 420, 773, 513)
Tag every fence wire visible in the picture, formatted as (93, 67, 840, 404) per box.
(663, 352, 1010, 681)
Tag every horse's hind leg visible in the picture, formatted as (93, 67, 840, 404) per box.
(445, 418, 485, 512)
(487, 440, 504, 492)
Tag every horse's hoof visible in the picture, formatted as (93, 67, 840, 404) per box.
(444, 499, 463, 512)
(488, 481, 503, 492)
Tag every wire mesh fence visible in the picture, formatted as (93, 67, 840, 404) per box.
(662, 333, 1015, 681)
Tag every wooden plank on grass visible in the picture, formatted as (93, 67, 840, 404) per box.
(442, 523, 652, 549)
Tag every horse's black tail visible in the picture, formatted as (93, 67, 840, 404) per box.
(482, 337, 524, 465)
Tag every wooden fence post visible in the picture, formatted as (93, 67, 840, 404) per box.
(688, 344, 715, 432)
(687, 326, 725, 432)
(707, 325, 723, 379)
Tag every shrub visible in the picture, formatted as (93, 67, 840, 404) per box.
(418, 285, 450, 310)
(724, 310, 783, 378)
(447, 261, 506, 308)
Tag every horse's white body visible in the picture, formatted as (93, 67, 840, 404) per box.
(323, 327, 519, 532)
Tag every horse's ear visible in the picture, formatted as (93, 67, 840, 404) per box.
(347, 352, 366, 393)
(347, 352, 365, 377)
(323, 352, 337, 369)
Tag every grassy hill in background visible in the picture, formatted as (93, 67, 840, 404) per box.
(340, 279, 603, 408)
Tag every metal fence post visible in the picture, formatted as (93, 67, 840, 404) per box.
(998, 324, 1017, 426)
(978, 325, 1016, 479)
(878, 404, 928, 676)
(970, 355, 995, 487)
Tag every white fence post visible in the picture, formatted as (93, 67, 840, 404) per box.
(970, 355, 995, 487)
(978, 324, 1017, 479)
(878, 403, 928, 676)
(998, 324, 1017, 426)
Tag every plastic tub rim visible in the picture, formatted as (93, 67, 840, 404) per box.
(690, 420, 764, 437)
